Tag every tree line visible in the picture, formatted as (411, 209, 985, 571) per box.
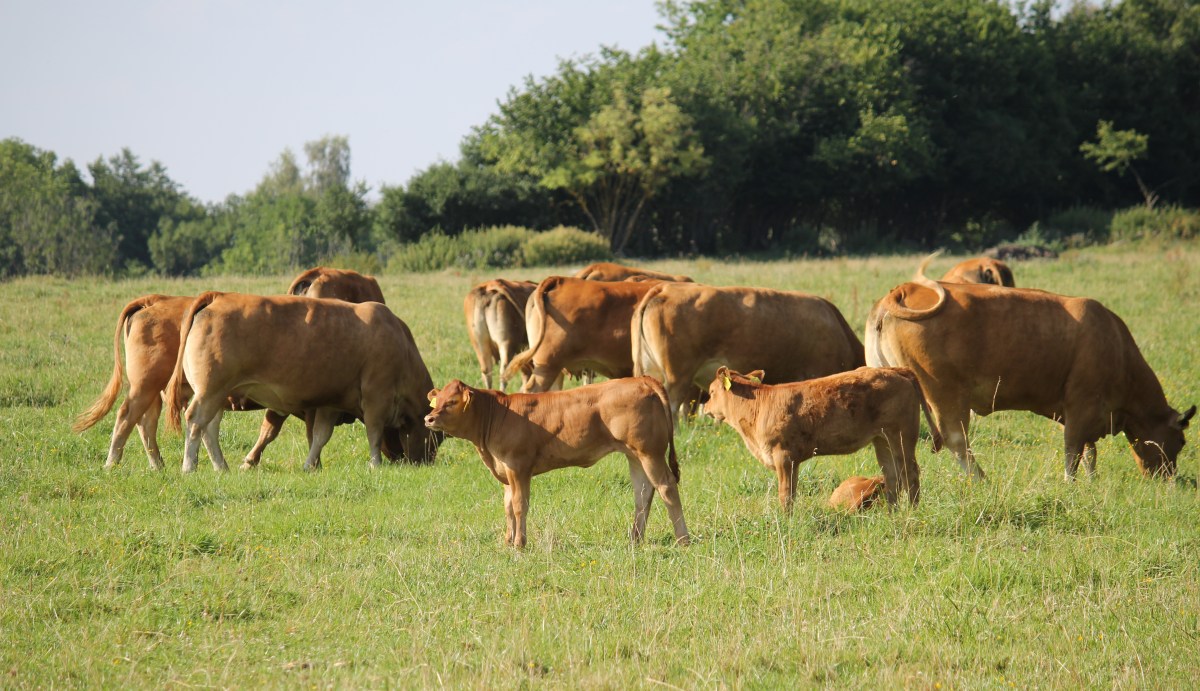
(2, 0, 1197, 278)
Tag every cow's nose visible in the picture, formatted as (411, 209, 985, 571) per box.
(423, 414, 436, 427)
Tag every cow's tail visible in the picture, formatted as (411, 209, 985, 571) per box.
(503, 277, 558, 382)
(900, 367, 943, 453)
(646, 377, 680, 483)
(878, 253, 948, 322)
(165, 291, 220, 431)
(73, 295, 164, 433)
(630, 283, 667, 378)
(464, 285, 489, 369)
(488, 280, 528, 315)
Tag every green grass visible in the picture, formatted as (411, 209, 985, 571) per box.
(2, 246, 1198, 687)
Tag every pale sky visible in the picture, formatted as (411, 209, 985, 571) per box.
(1, 1, 665, 203)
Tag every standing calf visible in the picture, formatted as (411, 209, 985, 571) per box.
(704, 367, 936, 510)
(424, 377, 689, 548)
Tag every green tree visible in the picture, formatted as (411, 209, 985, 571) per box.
(0, 138, 115, 277)
(482, 48, 708, 253)
(1080, 120, 1156, 208)
(88, 148, 199, 270)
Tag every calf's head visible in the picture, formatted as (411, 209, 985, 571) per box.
(425, 380, 477, 435)
(1127, 404, 1195, 477)
(704, 367, 764, 423)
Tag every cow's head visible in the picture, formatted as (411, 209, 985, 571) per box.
(424, 379, 477, 435)
(704, 367, 764, 423)
(980, 259, 1015, 287)
(1128, 404, 1195, 477)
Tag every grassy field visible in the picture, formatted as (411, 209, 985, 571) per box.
(2, 244, 1198, 688)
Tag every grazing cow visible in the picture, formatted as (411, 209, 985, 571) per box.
(865, 271, 1194, 479)
(73, 295, 196, 469)
(504, 276, 661, 391)
(938, 257, 1015, 287)
(165, 292, 440, 472)
(705, 367, 931, 510)
(828, 475, 886, 512)
(632, 283, 866, 419)
(287, 266, 386, 302)
(574, 262, 694, 283)
(463, 279, 537, 390)
(73, 267, 388, 469)
(424, 377, 688, 548)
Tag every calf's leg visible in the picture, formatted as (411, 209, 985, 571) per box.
(626, 456, 656, 544)
(874, 433, 920, 506)
(634, 450, 689, 545)
(504, 469, 532, 549)
(772, 449, 801, 512)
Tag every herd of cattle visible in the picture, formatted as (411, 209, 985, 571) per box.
(75, 258, 1194, 548)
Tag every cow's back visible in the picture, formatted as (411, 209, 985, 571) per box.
(638, 283, 864, 386)
(871, 282, 1147, 416)
(183, 295, 420, 416)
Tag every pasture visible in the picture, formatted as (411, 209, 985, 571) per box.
(2, 245, 1198, 687)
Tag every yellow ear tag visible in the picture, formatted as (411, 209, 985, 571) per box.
(749, 375, 761, 384)
(723, 376, 732, 390)
(429, 397, 437, 408)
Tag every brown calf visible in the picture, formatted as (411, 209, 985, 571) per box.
(704, 367, 936, 511)
(424, 377, 689, 548)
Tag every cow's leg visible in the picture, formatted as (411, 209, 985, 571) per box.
(506, 469, 531, 549)
(632, 451, 689, 545)
(626, 455, 655, 544)
(1082, 442, 1098, 478)
(242, 410, 288, 470)
(199, 409, 229, 472)
(502, 482, 516, 545)
(772, 449, 800, 512)
(135, 394, 165, 470)
(933, 403, 985, 480)
(874, 433, 920, 507)
(182, 397, 225, 473)
(665, 378, 695, 426)
(105, 391, 152, 469)
(301, 409, 337, 472)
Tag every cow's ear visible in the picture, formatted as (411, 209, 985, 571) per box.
(1179, 405, 1196, 429)
(427, 388, 440, 407)
(748, 370, 765, 384)
(462, 389, 473, 411)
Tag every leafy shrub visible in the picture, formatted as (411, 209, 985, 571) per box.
(1040, 206, 1113, 246)
(1110, 205, 1200, 242)
(388, 225, 609, 272)
(389, 226, 534, 272)
(518, 226, 611, 267)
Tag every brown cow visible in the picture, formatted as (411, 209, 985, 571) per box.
(463, 279, 537, 390)
(705, 367, 931, 511)
(938, 257, 1015, 287)
(165, 292, 439, 472)
(73, 295, 195, 469)
(632, 283, 866, 419)
(828, 475, 886, 512)
(574, 262, 693, 283)
(424, 377, 688, 548)
(287, 266, 387, 302)
(73, 267, 387, 469)
(504, 276, 661, 391)
(865, 272, 1194, 479)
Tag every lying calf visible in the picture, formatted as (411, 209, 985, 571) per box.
(828, 475, 886, 512)
(705, 366, 938, 510)
(424, 377, 689, 548)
